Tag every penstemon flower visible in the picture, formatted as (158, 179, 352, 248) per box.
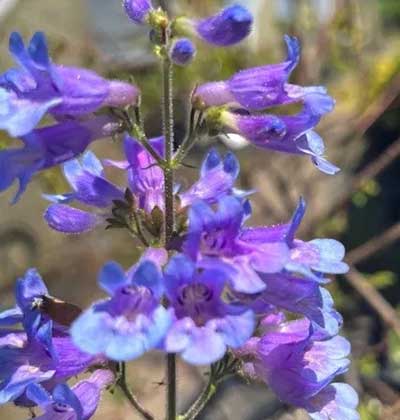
(0, 2, 361, 419)
(0, 270, 101, 406)
(238, 315, 359, 419)
(44, 140, 243, 234)
(163, 254, 255, 365)
(26, 369, 114, 420)
(70, 249, 172, 361)
(0, 32, 138, 137)
(123, 0, 153, 24)
(0, 116, 115, 203)
(174, 5, 253, 47)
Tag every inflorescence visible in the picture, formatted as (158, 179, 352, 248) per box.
(0, 1, 359, 419)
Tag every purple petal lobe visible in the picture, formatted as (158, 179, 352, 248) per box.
(44, 204, 101, 234)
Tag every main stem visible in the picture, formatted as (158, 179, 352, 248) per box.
(162, 51, 177, 419)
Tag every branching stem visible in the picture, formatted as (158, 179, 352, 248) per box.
(118, 362, 155, 420)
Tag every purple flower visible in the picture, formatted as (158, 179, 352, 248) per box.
(219, 95, 338, 174)
(45, 143, 243, 234)
(169, 38, 196, 66)
(175, 5, 253, 47)
(0, 32, 138, 137)
(44, 135, 163, 234)
(179, 148, 246, 208)
(194, 35, 334, 115)
(117, 135, 165, 213)
(0, 115, 114, 204)
(242, 273, 342, 338)
(163, 254, 255, 365)
(0, 328, 98, 405)
(194, 35, 300, 109)
(26, 369, 114, 420)
(0, 269, 98, 405)
(306, 383, 360, 420)
(123, 0, 153, 24)
(0, 269, 47, 344)
(71, 249, 172, 361)
(0, 268, 78, 351)
(44, 149, 124, 234)
(184, 196, 289, 294)
(240, 198, 349, 280)
(240, 316, 359, 419)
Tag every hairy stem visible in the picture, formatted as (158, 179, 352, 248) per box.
(118, 362, 155, 420)
(161, 34, 177, 420)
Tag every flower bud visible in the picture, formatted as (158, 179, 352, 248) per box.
(123, 0, 153, 24)
(175, 5, 253, 47)
(169, 38, 196, 66)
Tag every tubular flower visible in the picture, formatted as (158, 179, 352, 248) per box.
(179, 147, 248, 208)
(45, 142, 243, 234)
(26, 369, 114, 420)
(0, 329, 99, 406)
(163, 254, 255, 365)
(123, 0, 153, 24)
(184, 196, 290, 294)
(0, 32, 138, 137)
(0, 116, 114, 204)
(240, 198, 349, 280)
(0, 269, 99, 406)
(193, 35, 301, 109)
(194, 36, 338, 174)
(174, 5, 253, 47)
(218, 96, 338, 174)
(239, 316, 359, 419)
(71, 249, 172, 361)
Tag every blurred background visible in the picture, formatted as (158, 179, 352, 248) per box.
(0, 0, 399, 418)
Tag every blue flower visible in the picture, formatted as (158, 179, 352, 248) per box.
(241, 198, 349, 280)
(0, 116, 113, 204)
(194, 35, 338, 174)
(179, 148, 248, 208)
(219, 96, 338, 175)
(45, 144, 245, 235)
(0, 270, 99, 405)
(123, 0, 153, 24)
(0, 326, 98, 406)
(194, 35, 301, 109)
(175, 5, 253, 47)
(26, 369, 114, 420)
(1, 268, 55, 352)
(184, 196, 289, 294)
(0, 32, 138, 137)
(169, 38, 196, 66)
(242, 273, 343, 338)
(163, 254, 255, 365)
(239, 316, 359, 419)
(71, 249, 172, 361)
(44, 135, 164, 234)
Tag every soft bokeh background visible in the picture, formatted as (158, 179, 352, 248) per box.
(0, 0, 399, 418)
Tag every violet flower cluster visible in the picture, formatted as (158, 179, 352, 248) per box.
(0, 1, 359, 419)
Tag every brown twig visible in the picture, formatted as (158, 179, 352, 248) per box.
(309, 136, 400, 235)
(347, 222, 400, 265)
(345, 267, 400, 337)
(353, 73, 400, 137)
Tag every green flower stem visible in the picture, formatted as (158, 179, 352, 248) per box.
(178, 380, 217, 420)
(161, 29, 177, 420)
